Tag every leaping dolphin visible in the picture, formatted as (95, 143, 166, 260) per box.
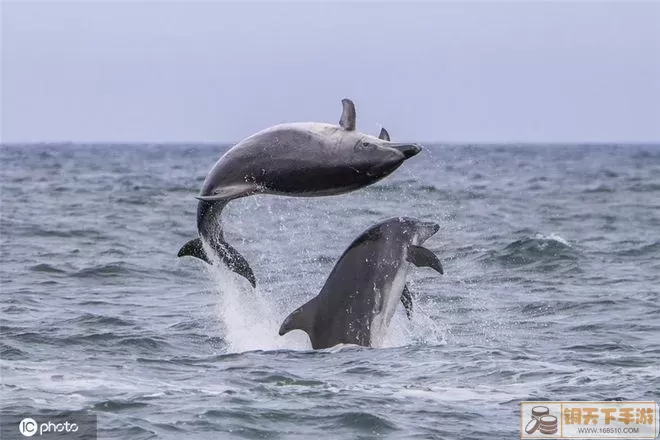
(278, 217, 443, 349)
(178, 99, 423, 286)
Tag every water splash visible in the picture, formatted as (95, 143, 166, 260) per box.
(205, 256, 448, 352)
(383, 299, 448, 348)
(201, 195, 451, 353)
(204, 262, 311, 352)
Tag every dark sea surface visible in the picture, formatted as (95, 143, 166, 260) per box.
(1, 143, 659, 439)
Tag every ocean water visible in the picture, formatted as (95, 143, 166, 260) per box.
(1, 143, 659, 439)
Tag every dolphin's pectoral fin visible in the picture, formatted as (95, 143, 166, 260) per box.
(378, 127, 390, 141)
(339, 98, 356, 131)
(407, 245, 444, 274)
(195, 184, 256, 202)
(177, 238, 211, 264)
(401, 284, 414, 319)
(195, 195, 226, 201)
(218, 242, 257, 287)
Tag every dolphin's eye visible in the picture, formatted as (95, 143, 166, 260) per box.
(357, 141, 376, 152)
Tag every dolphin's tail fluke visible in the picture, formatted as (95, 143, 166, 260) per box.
(217, 240, 257, 288)
(177, 237, 257, 288)
(178, 238, 210, 263)
(179, 199, 257, 287)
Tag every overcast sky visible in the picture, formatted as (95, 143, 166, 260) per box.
(2, 1, 659, 143)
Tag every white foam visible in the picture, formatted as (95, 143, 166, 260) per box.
(205, 262, 311, 352)
(382, 296, 448, 348)
(534, 232, 571, 247)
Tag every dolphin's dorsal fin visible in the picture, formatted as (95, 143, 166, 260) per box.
(407, 245, 444, 274)
(279, 296, 319, 337)
(400, 284, 414, 319)
(378, 127, 390, 141)
(339, 98, 356, 131)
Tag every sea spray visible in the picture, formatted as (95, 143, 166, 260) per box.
(207, 257, 449, 351)
(204, 260, 311, 352)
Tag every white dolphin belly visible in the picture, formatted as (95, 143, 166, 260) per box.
(369, 260, 410, 347)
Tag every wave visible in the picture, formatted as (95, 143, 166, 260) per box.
(92, 399, 149, 411)
(628, 183, 660, 192)
(482, 233, 578, 268)
(29, 263, 67, 274)
(252, 374, 325, 387)
(519, 299, 615, 317)
(5, 327, 171, 354)
(61, 313, 136, 327)
(30, 227, 104, 239)
(72, 262, 131, 278)
(583, 185, 615, 193)
(1, 342, 29, 360)
(328, 412, 397, 433)
(615, 241, 660, 257)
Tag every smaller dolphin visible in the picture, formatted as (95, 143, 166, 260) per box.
(279, 217, 443, 349)
(178, 99, 422, 287)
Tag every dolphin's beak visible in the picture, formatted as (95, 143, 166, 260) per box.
(389, 143, 422, 159)
(419, 221, 440, 242)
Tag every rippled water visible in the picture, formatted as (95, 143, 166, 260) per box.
(1, 143, 659, 439)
